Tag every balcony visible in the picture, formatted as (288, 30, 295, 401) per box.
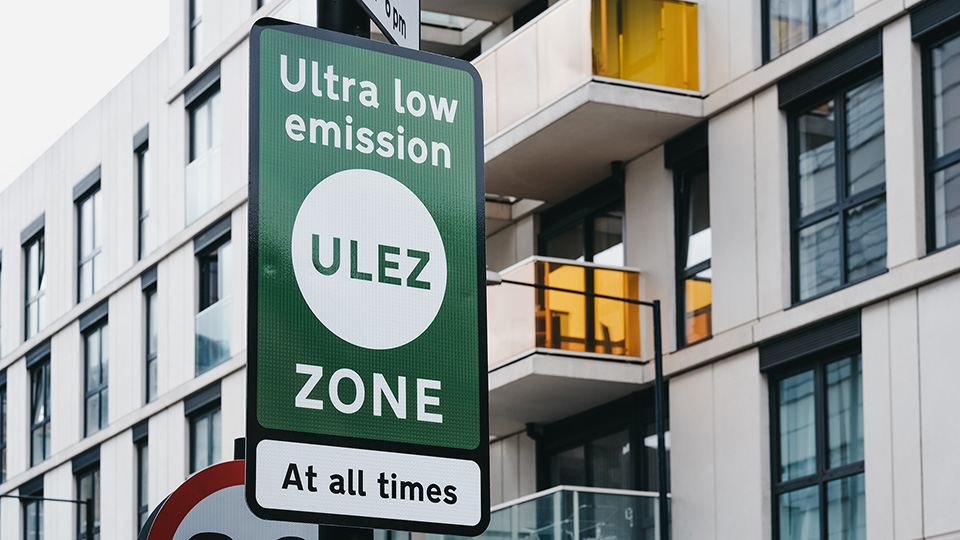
(430, 486, 669, 540)
(487, 258, 650, 437)
(475, 0, 702, 203)
(196, 298, 230, 375)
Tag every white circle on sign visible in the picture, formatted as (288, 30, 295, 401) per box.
(290, 169, 447, 350)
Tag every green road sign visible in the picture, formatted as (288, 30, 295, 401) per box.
(246, 19, 489, 535)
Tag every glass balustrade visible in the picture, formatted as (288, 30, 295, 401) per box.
(196, 297, 231, 374)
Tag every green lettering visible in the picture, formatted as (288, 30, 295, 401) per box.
(406, 249, 430, 290)
(378, 245, 401, 285)
(350, 240, 372, 281)
(312, 235, 340, 276)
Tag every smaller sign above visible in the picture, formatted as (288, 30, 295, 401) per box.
(356, 0, 420, 49)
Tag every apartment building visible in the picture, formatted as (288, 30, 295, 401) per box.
(1, 0, 959, 538)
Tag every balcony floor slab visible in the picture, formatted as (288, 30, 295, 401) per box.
(488, 350, 650, 438)
(484, 80, 703, 203)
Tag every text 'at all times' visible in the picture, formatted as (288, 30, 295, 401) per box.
(279, 55, 461, 169)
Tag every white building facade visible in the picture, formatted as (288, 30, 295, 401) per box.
(0, 0, 959, 539)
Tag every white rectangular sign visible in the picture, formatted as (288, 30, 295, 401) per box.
(357, 0, 420, 49)
(256, 440, 482, 526)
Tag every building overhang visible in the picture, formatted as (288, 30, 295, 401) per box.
(483, 80, 703, 203)
(488, 350, 650, 438)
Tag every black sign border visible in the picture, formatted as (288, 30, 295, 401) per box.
(246, 18, 489, 536)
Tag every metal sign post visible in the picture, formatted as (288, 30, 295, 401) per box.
(246, 17, 488, 535)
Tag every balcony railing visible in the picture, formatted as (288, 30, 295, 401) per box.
(431, 486, 669, 540)
(488, 258, 641, 366)
(475, 0, 699, 141)
(591, 0, 698, 90)
(196, 297, 230, 375)
(185, 145, 221, 226)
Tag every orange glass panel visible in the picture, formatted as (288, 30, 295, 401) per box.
(684, 276, 712, 344)
(535, 261, 641, 357)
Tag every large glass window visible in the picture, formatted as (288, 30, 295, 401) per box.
(84, 323, 109, 436)
(24, 233, 46, 340)
(766, 0, 853, 60)
(676, 166, 712, 346)
(137, 142, 152, 259)
(145, 288, 158, 403)
(137, 440, 149, 531)
(186, 87, 221, 225)
(23, 497, 42, 540)
(76, 466, 101, 540)
(540, 393, 669, 494)
(189, 404, 221, 473)
(30, 359, 50, 466)
(189, 0, 204, 68)
(539, 181, 625, 266)
(925, 31, 960, 251)
(791, 76, 886, 303)
(77, 187, 103, 302)
(197, 238, 231, 374)
(771, 352, 864, 540)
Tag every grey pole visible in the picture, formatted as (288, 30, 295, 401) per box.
(653, 300, 669, 540)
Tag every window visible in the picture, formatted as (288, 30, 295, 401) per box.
(538, 392, 669, 493)
(790, 75, 886, 303)
(24, 231, 45, 340)
(675, 165, 712, 346)
(77, 185, 103, 302)
(29, 357, 50, 466)
(76, 466, 101, 540)
(84, 322, 109, 436)
(136, 439, 149, 530)
(189, 404, 221, 473)
(137, 138, 152, 259)
(0, 372, 6, 483)
(924, 30, 960, 251)
(186, 84, 221, 224)
(770, 350, 864, 540)
(196, 228, 231, 374)
(539, 179, 625, 266)
(145, 287, 158, 402)
(189, 0, 204, 68)
(765, 0, 853, 61)
(22, 488, 42, 540)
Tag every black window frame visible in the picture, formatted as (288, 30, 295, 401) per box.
(75, 180, 103, 304)
(537, 177, 626, 265)
(768, 341, 865, 540)
(144, 285, 158, 403)
(135, 432, 149, 531)
(921, 26, 960, 253)
(29, 355, 50, 466)
(761, 0, 853, 63)
(0, 370, 6, 483)
(189, 0, 203, 68)
(23, 226, 45, 341)
(21, 478, 43, 540)
(788, 70, 888, 304)
(135, 130, 151, 261)
(535, 391, 669, 494)
(188, 403, 221, 474)
(187, 83, 220, 165)
(83, 320, 109, 437)
(672, 153, 711, 348)
(75, 459, 101, 540)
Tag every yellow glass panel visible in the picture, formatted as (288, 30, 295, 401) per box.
(684, 277, 712, 344)
(535, 261, 641, 357)
(591, 0, 699, 91)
